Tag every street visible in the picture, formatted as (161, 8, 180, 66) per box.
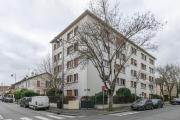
(1, 102, 180, 120)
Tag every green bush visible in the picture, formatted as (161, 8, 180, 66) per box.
(95, 92, 108, 104)
(14, 89, 39, 100)
(116, 88, 131, 97)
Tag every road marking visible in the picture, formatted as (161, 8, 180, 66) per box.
(20, 117, 33, 120)
(4, 119, 12, 120)
(46, 115, 64, 119)
(110, 111, 140, 117)
(34, 116, 52, 120)
(0, 115, 3, 119)
(57, 115, 75, 118)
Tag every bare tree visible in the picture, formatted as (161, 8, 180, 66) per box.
(157, 65, 179, 101)
(38, 54, 62, 95)
(155, 77, 165, 100)
(70, 0, 163, 110)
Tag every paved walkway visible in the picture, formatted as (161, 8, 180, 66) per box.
(47, 106, 131, 116)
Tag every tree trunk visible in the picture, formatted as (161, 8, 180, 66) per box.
(168, 91, 172, 102)
(108, 93, 113, 111)
(176, 88, 179, 98)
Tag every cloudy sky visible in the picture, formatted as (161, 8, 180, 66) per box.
(0, 0, 180, 85)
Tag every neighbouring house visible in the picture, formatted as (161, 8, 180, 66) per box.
(50, 10, 156, 99)
(0, 86, 10, 95)
(11, 73, 51, 95)
(156, 83, 179, 100)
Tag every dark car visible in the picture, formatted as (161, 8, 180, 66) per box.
(152, 99, 164, 108)
(131, 99, 154, 111)
(20, 97, 31, 108)
(170, 98, 180, 105)
(3, 97, 13, 103)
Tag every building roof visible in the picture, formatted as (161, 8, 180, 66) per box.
(50, 10, 156, 60)
(11, 72, 51, 86)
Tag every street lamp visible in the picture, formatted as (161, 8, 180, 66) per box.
(11, 73, 16, 83)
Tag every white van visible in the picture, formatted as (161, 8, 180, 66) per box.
(29, 96, 49, 110)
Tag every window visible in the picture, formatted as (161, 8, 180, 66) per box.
(74, 42, 78, 51)
(117, 78, 126, 86)
(141, 73, 146, 80)
(131, 58, 137, 66)
(67, 90, 73, 96)
(149, 67, 154, 74)
(67, 30, 73, 40)
(103, 45, 110, 53)
(54, 55, 57, 63)
(141, 63, 146, 70)
(121, 54, 126, 61)
(37, 81, 40, 87)
(141, 53, 147, 61)
(74, 74, 78, 82)
(131, 47, 137, 55)
(67, 45, 74, 55)
(121, 67, 126, 74)
(149, 58, 154, 65)
(67, 60, 74, 69)
(131, 81, 136, 88)
(149, 76, 154, 82)
(67, 75, 73, 83)
(74, 58, 79, 67)
(141, 83, 146, 89)
(149, 85, 154, 90)
(103, 60, 109, 67)
(131, 70, 137, 77)
(53, 44, 57, 50)
(57, 52, 62, 60)
(57, 65, 62, 72)
(74, 26, 78, 36)
(74, 89, 78, 96)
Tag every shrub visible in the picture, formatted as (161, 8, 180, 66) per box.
(116, 88, 131, 97)
(95, 92, 108, 104)
(14, 89, 39, 100)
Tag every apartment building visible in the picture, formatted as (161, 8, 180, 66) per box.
(50, 10, 156, 99)
(11, 73, 51, 95)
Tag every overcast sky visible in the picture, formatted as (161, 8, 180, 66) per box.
(0, 0, 180, 85)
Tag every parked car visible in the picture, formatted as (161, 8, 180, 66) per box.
(131, 99, 154, 111)
(152, 99, 164, 108)
(3, 97, 13, 103)
(29, 96, 49, 110)
(20, 97, 31, 108)
(170, 98, 180, 105)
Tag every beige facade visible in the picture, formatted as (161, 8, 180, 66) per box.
(0, 86, 10, 95)
(11, 73, 51, 95)
(156, 84, 178, 97)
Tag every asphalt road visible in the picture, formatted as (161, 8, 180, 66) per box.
(1, 101, 180, 120)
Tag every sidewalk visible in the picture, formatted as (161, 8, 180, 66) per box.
(47, 105, 131, 116)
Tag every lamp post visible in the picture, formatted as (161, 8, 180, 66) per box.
(11, 73, 16, 83)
